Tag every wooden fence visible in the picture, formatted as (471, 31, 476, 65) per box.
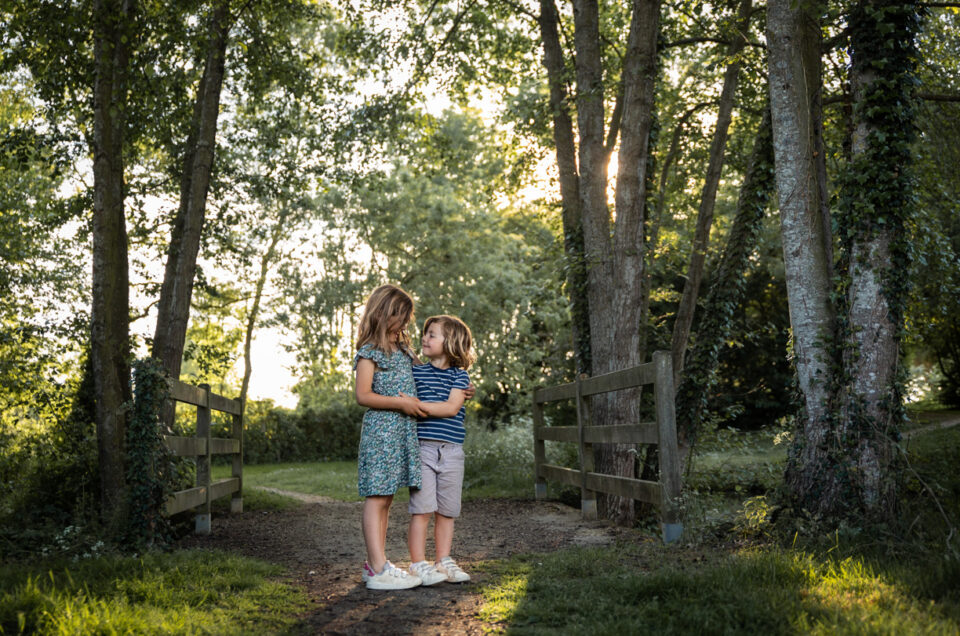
(533, 350, 683, 543)
(163, 380, 243, 535)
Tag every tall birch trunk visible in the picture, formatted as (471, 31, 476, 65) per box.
(91, 0, 135, 525)
(767, 0, 840, 505)
(153, 0, 232, 426)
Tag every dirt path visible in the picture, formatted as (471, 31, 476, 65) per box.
(904, 412, 960, 439)
(179, 498, 631, 634)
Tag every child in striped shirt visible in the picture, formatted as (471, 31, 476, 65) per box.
(404, 315, 475, 585)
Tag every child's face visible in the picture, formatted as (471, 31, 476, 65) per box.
(387, 313, 410, 343)
(421, 322, 446, 360)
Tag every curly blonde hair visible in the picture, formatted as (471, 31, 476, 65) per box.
(356, 284, 415, 354)
(423, 315, 475, 370)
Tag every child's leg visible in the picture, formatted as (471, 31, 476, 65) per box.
(408, 441, 440, 564)
(362, 495, 393, 572)
(408, 513, 431, 563)
(434, 513, 455, 560)
(432, 442, 464, 561)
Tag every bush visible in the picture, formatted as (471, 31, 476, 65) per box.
(463, 418, 577, 499)
(229, 399, 366, 465)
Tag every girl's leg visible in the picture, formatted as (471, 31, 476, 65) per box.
(362, 495, 393, 572)
(379, 499, 391, 564)
(408, 513, 431, 563)
(434, 513, 455, 560)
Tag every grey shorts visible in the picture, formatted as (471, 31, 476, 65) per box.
(408, 440, 465, 518)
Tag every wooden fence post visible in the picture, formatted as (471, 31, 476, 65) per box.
(532, 392, 547, 500)
(576, 374, 598, 520)
(653, 351, 683, 543)
(195, 383, 212, 535)
(231, 406, 243, 514)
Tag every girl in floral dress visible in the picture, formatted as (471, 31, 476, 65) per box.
(353, 284, 429, 590)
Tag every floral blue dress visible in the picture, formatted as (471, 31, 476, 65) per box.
(354, 343, 422, 496)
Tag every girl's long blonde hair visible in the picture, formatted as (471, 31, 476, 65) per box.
(356, 284, 415, 354)
(423, 315, 475, 370)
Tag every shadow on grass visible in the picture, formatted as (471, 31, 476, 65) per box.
(476, 543, 960, 634)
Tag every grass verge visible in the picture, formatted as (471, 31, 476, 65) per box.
(0, 549, 308, 634)
(475, 543, 960, 634)
(213, 461, 372, 502)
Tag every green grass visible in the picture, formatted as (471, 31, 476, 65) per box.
(470, 419, 960, 634)
(213, 460, 373, 502)
(210, 484, 303, 513)
(475, 544, 960, 634)
(19, 416, 937, 635)
(0, 549, 308, 634)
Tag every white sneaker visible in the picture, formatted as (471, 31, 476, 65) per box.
(366, 562, 422, 590)
(436, 556, 470, 583)
(409, 560, 448, 586)
(362, 560, 395, 583)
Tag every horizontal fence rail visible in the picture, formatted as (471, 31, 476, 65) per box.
(533, 350, 682, 543)
(163, 380, 243, 535)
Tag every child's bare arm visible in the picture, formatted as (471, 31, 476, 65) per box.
(355, 359, 428, 417)
(417, 388, 466, 418)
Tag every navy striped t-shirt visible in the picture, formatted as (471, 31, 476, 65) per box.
(411, 363, 470, 444)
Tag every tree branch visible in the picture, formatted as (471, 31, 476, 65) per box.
(663, 36, 765, 50)
(918, 92, 960, 102)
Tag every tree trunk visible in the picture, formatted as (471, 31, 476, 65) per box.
(834, 0, 919, 519)
(539, 0, 661, 525)
(239, 212, 286, 411)
(91, 0, 135, 525)
(599, 0, 660, 525)
(153, 0, 232, 427)
(572, 0, 614, 375)
(674, 106, 774, 456)
(767, 0, 844, 509)
(671, 0, 752, 387)
(539, 0, 591, 375)
(638, 102, 709, 362)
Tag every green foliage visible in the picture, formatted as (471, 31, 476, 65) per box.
(462, 419, 573, 500)
(126, 359, 177, 547)
(709, 242, 794, 431)
(0, 356, 99, 558)
(687, 426, 787, 497)
(232, 398, 366, 464)
(901, 423, 960, 547)
(907, 13, 960, 407)
(835, 0, 922, 331)
(278, 107, 574, 423)
(0, 550, 308, 634)
(675, 106, 777, 442)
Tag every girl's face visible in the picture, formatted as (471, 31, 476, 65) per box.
(386, 312, 409, 344)
(421, 322, 447, 362)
